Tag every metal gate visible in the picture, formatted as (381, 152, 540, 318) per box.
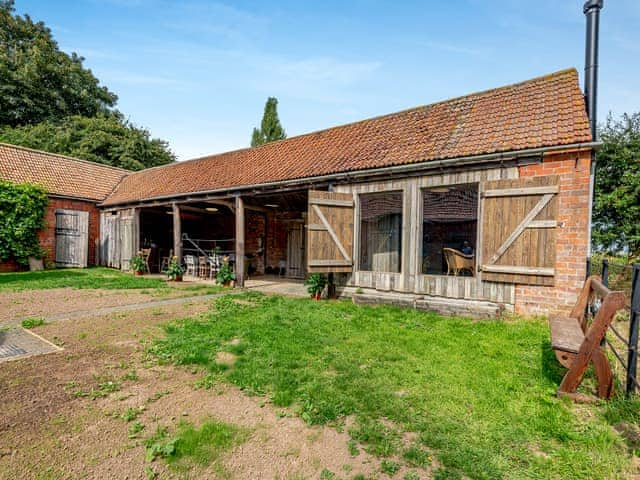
(54, 209, 89, 267)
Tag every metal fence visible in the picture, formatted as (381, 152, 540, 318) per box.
(587, 257, 640, 396)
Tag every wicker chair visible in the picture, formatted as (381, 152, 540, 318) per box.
(443, 248, 475, 276)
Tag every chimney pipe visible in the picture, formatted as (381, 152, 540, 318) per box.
(584, 0, 603, 259)
(584, 0, 603, 139)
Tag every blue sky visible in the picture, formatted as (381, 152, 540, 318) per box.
(15, 0, 640, 160)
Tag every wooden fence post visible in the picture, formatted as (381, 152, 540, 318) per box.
(627, 264, 640, 396)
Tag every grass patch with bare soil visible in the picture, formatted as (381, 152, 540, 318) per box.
(151, 293, 640, 480)
(144, 418, 249, 476)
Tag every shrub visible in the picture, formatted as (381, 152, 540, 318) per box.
(0, 181, 48, 265)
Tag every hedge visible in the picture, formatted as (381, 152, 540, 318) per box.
(0, 181, 48, 265)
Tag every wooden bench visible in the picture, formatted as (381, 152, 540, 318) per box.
(550, 275, 626, 399)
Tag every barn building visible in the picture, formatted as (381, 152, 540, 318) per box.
(0, 143, 127, 270)
(92, 68, 597, 317)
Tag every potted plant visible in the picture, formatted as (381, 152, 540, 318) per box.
(130, 252, 146, 276)
(164, 256, 184, 282)
(305, 273, 326, 300)
(216, 262, 236, 287)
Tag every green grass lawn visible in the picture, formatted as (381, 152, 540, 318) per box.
(151, 293, 640, 480)
(0, 267, 226, 296)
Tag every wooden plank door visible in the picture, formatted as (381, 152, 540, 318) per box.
(119, 215, 135, 271)
(480, 175, 559, 286)
(54, 209, 89, 267)
(307, 190, 354, 273)
(286, 223, 305, 278)
(100, 212, 121, 268)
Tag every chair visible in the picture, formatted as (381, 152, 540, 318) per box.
(208, 253, 221, 280)
(198, 256, 210, 279)
(184, 255, 197, 277)
(160, 249, 173, 273)
(443, 248, 474, 276)
(140, 248, 151, 273)
(549, 276, 626, 399)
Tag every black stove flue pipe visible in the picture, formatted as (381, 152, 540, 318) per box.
(584, 0, 603, 139)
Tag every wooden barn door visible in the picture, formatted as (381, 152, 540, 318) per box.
(286, 223, 306, 278)
(307, 190, 354, 273)
(54, 209, 89, 267)
(118, 214, 136, 271)
(480, 175, 559, 286)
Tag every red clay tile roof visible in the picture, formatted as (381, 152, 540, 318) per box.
(0, 143, 129, 202)
(104, 68, 592, 206)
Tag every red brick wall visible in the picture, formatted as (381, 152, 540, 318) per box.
(246, 211, 266, 274)
(39, 197, 101, 266)
(514, 150, 591, 315)
(265, 211, 305, 271)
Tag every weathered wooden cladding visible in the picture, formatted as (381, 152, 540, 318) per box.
(99, 208, 138, 270)
(335, 167, 519, 305)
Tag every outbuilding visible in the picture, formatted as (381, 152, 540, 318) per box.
(98, 69, 596, 317)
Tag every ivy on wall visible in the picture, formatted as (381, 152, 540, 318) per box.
(0, 181, 48, 265)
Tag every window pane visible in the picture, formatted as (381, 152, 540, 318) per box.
(422, 184, 478, 275)
(359, 192, 402, 273)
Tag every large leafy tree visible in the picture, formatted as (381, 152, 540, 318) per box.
(0, 0, 116, 126)
(0, 1, 174, 169)
(593, 112, 640, 258)
(0, 115, 174, 171)
(250, 97, 286, 147)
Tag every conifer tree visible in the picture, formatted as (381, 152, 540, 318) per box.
(250, 97, 286, 147)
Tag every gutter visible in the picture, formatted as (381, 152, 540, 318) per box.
(99, 141, 601, 209)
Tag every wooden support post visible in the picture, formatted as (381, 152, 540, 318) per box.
(173, 203, 182, 264)
(235, 196, 245, 288)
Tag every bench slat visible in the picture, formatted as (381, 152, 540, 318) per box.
(550, 316, 584, 354)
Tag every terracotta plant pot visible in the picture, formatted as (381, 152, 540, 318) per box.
(134, 270, 143, 276)
(314, 292, 321, 300)
(173, 275, 183, 282)
(223, 281, 232, 287)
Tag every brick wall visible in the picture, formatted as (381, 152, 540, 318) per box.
(245, 211, 266, 274)
(39, 197, 101, 266)
(514, 150, 591, 316)
(265, 211, 305, 271)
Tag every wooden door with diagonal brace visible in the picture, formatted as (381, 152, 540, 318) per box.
(306, 190, 354, 273)
(480, 175, 559, 286)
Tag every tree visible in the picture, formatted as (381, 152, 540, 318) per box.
(250, 97, 286, 147)
(593, 112, 640, 258)
(0, 115, 175, 171)
(0, 1, 175, 170)
(0, 0, 117, 127)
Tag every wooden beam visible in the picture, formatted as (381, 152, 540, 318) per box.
(235, 196, 245, 288)
(309, 198, 354, 207)
(482, 185, 559, 198)
(481, 265, 555, 276)
(172, 203, 182, 262)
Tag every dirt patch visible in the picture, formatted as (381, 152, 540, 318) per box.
(0, 287, 163, 323)
(215, 351, 237, 367)
(0, 297, 432, 479)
